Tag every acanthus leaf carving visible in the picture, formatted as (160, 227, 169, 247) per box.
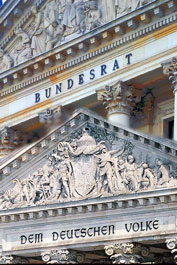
(0, 126, 176, 210)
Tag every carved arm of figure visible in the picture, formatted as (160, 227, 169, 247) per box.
(109, 146, 125, 157)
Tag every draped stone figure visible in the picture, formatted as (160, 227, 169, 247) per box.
(31, 5, 46, 56)
(14, 28, 32, 64)
(43, 0, 62, 49)
(115, 0, 153, 16)
(0, 49, 13, 73)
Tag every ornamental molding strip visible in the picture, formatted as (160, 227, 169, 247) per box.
(0, 109, 176, 214)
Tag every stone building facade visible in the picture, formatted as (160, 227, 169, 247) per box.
(0, 0, 177, 263)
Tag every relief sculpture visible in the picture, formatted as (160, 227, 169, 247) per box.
(0, 127, 176, 210)
(8, 0, 104, 67)
(115, 0, 153, 17)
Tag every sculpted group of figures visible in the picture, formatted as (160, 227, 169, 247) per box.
(0, 0, 104, 72)
(0, 0, 154, 72)
(115, 0, 153, 16)
(0, 128, 176, 210)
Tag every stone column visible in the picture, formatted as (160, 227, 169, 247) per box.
(104, 242, 149, 264)
(162, 57, 177, 141)
(97, 80, 133, 127)
(166, 239, 177, 263)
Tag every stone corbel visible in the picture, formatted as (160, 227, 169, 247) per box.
(105, 243, 149, 264)
(41, 249, 85, 264)
(38, 106, 61, 124)
(166, 239, 177, 263)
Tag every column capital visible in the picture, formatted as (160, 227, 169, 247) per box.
(97, 80, 134, 116)
(162, 57, 177, 92)
(104, 242, 149, 264)
(166, 238, 177, 263)
(0, 255, 13, 264)
(41, 249, 85, 264)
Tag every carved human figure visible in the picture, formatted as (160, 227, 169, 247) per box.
(124, 155, 139, 191)
(156, 159, 170, 186)
(22, 177, 36, 204)
(139, 163, 156, 190)
(48, 169, 62, 200)
(62, 0, 77, 35)
(96, 143, 124, 194)
(0, 49, 13, 72)
(14, 28, 32, 64)
(11, 178, 24, 204)
(31, 5, 46, 56)
(57, 156, 73, 199)
(39, 170, 51, 200)
(115, 0, 151, 16)
(87, 2, 102, 31)
(44, 0, 62, 49)
(45, 21, 64, 50)
(62, 0, 88, 36)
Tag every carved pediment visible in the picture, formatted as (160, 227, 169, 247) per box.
(0, 109, 177, 211)
(0, 0, 155, 73)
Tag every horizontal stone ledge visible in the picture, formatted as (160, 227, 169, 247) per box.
(0, 191, 176, 223)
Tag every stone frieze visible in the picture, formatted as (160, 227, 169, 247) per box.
(0, 126, 176, 210)
(0, 0, 155, 72)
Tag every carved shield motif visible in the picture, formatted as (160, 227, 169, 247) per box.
(72, 154, 97, 197)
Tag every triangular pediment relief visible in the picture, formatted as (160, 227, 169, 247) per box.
(0, 109, 177, 211)
(0, 0, 155, 74)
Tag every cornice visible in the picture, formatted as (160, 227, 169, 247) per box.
(0, 5, 177, 98)
(0, 187, 177, 224)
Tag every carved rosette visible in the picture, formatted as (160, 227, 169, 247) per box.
(166, 239, 177, 264)
(41, 249, 84, 264)
(105, 243, 150, 264)
(97, 80, 134, 116)
(162, 57, 177, 92)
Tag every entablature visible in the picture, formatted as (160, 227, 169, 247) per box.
(0, 0, 176, 98)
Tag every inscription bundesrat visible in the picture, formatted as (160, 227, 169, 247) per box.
(20, 225, 115, 245)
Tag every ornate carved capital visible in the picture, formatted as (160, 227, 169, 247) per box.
(0, 255, 13, 264)
(97, 80, 134, 116)
(105, 243, 149, 264)
(41, 249, 84, 264)
(162, 57, 177, 92)
(166, 239, 177, 264)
